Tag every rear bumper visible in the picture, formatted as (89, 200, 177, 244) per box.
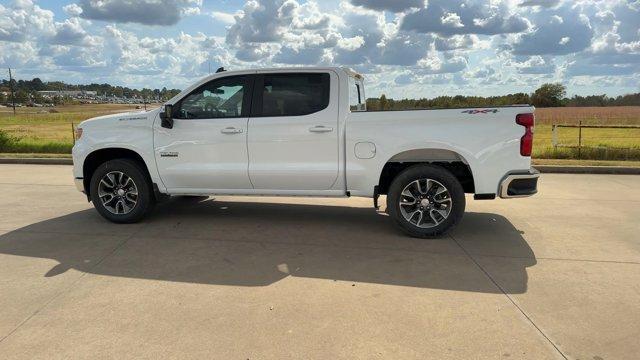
(499, 168, 540, 199)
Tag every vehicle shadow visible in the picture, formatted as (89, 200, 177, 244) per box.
(0, 198, 536, 293)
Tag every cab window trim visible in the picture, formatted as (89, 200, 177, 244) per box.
(250, 72, 331, 118)
(173, 75, 254, 120)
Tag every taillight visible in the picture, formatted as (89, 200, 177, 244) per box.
(516, 113, 534, 157)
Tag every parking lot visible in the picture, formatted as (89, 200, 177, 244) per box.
(0, 164, 638, 359)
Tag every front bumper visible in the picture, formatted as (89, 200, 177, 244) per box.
(74, 177, 85, 193)
(499, 168, 540, 198)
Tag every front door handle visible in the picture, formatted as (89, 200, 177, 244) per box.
(221, 127, 243, 134)
(309, 125, 333, 133)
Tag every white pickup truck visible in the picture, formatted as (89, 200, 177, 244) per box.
(72, 67, 538, 237)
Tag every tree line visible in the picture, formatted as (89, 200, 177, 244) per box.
(367, 83, 640, 110)
(0, 77, 181, 105)
(2, 78, 639, 109)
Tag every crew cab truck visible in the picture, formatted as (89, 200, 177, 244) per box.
(72, 67, 539, 238)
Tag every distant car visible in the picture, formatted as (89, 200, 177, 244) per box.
(72, 67, 539, 237)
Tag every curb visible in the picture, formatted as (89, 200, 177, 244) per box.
(536, 165, 640, 175)
(0, 158, 639, 174)
(0, 158, 73, 165)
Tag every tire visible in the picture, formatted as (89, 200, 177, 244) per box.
(89, 159, 155, 223)
(387, 164, 465, 238)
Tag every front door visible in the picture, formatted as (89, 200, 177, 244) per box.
(154, 75, 253, 191)
(247, 72, 339, 190)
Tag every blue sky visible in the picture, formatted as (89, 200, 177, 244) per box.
(1, 0, 639, 98)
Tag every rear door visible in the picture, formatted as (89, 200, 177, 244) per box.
(154, 75, 253, 190)
(247, 71, 339, 190)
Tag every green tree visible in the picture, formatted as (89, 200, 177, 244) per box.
(31, 91, 45, 104)
(15, 90, 29, 104)
(379, 94, 389, 110)
(531, 83, 566, 108)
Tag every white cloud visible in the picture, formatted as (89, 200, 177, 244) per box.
(76, 0, 202, 26)
(337, 36, 365, 51)
(401, 0, 530, 36)
(350, 0, 423, 13)
(417, 52, 468, 74)
(519, 0, 560, 8)
(511, 4, 593, 55)
(511, 56, 556, 74)
(211, 11, 237, 25)
(63, 4, 83, 17)
(441, 12, 464, 28)
(1, 0, 639, 97)
(0, 1, 55, 42)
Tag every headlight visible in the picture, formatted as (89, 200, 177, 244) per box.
(74, 127, 83, 141)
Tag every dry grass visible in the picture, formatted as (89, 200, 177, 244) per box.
(535, 106, 640, 125)
(0, 103, 158, 117)
(0, 103, 160, 153)
(532, 107, 640, 160)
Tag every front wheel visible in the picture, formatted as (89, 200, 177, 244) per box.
(387, 164, 465, 238)
(89, 159, 155, 223)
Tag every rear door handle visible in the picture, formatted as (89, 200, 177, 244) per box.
(309, 125, 333, 133)
(221, 127, 243, 134)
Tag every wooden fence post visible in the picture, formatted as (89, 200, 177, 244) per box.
(578, 121, 582, 159)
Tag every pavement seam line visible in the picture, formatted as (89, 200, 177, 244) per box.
(0, 183, 75, 187)
(456, 252, 640, 265)
(0, 226, 143, 345)
(449, 234, 568, 360)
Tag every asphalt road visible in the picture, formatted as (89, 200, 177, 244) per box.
(0, 164, 638, 359)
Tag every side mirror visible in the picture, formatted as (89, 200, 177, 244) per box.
(160, 104, 174, 129)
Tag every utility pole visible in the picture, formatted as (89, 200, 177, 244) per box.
(8, 68, 16, 115)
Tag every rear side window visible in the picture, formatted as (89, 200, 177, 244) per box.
(257, 73, 330, 117)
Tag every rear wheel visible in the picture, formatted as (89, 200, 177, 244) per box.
(387, 164, 465, 238)
(90, 159, 155, 223)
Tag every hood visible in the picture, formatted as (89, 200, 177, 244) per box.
(79, 108, 161, 129)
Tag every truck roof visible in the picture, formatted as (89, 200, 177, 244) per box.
(208, 66, 362, 78)
(167, 66, 363, 105)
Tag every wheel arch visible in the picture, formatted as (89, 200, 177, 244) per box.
(82, 147, 153, 197)
(377, 148, 476, 195)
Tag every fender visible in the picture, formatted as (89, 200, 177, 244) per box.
(72, 111, 167, 193)
(379, 140, 480, 187)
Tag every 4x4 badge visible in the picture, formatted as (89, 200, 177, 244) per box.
(462, 109, 499, 114)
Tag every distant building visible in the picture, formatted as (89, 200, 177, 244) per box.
(37, 90, 98, 97)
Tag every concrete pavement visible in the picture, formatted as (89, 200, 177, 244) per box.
(0, 164, 638, 359)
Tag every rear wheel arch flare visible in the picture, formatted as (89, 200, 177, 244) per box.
(378, 148, 476, 195)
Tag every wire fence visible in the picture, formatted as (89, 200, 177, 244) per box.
(551, 122, 640, 160)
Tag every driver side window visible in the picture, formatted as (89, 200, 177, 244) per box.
(175, 76, 247, 119)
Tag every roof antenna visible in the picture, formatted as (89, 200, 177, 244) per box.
(216, 67, 226, 73)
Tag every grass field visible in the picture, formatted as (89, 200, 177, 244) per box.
(0, 104, 639, 161)
(0, 104, 159, 154)
(532, 106, 640, 160)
